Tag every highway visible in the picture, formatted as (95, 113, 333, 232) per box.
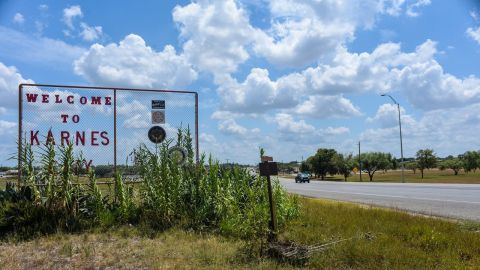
(278, 177, 480, 221)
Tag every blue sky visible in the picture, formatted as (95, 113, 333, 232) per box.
(1, 0, 480, 165)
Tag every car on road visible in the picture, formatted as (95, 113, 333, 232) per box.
(295, 173, 310, 183)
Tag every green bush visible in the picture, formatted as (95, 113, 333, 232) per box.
(1, 128, 299, 246)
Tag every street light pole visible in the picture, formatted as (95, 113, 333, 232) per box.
(381, 94, 405, 183)
(358, 141, 362, 182)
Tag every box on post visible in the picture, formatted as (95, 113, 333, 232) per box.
(259, 161, 278, 176)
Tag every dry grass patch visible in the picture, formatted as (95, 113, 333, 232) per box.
(0, 227, 285, 270)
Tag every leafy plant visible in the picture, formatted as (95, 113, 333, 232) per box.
(1, 127, 299, 247)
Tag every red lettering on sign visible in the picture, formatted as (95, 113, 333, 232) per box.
(61, 114, 68, 123)
(100, 131, 109, 145)
(80, 96, 87, 105)
(84, 160, 93, 171)
(91, 131, 99, 146)
(67, 95, 74, 104)
(60, 131, 70, 145)
(42, 94, 49, 103)
(55, 95, 62, 103)
(28, 130, 111, 146)
(47, 130, 55, 145)
(105, 96, 112, 105)
(26, 93, 38, 103)
(72, 115, 80, 123)
(91, 96, 101, 105)
(76, 131, 85, 146)
(30, 130, 39, 145)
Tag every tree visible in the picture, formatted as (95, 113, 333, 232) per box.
(405, 161, 417, 174)
(0, 166, 13, 172)
(416, 149, 437, 179)
(461, 151, 480, 173)
(441, 159, 463, 175)
(300, 162, 310, 173)
(93, 165, 114, 178)
(310, 148, 338, 180)
(357, 152, 391, 181)
(335, 153, 354, 181)
(390, 156, 398, 170)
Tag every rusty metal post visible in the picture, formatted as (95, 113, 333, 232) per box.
(195, 92, 199, 164)
(113, 89, 117, 175)
(18, 84, 23, 186)
(266, 173, 277, 240)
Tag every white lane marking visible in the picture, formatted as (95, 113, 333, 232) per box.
(285, 185, 480, 205)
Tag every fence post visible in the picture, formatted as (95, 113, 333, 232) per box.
(114, 89, 117, 176)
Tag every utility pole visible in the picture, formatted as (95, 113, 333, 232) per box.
(358, 141, 362, 182)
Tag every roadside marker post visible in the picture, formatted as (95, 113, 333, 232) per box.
(259, 155, 278, 241)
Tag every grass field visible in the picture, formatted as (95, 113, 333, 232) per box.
(283, 168, 480, 184)
(2, 197, 479, 269)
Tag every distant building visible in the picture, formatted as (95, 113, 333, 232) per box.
(6, 170, 18, 175)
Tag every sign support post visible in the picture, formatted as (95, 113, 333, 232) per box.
(259, 155, 278, 241)
(266, 173, 277, 240)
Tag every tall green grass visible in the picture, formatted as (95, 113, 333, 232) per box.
(0, 128, 298, 249)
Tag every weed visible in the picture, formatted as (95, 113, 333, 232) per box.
(1, 127, 298, 251)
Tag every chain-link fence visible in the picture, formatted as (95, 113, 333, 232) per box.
(19, 84, 198, 179)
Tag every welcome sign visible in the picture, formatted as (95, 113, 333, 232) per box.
(25, 92, 113, 147)
(19, 84, 198, 174)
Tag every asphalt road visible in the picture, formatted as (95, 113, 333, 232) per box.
(278, 177, 480, 221)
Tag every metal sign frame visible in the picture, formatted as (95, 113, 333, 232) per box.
(18, 83, 199, 179)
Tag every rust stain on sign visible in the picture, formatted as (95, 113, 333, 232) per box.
(261, 156, 273, 162)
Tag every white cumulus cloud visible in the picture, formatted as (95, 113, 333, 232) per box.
(323, 126, 350, 136)
(74, 34, 197, 89)
(63, 5, 83, 29)
(214, 36, 480, 134)
(253, 0, 386, 67)
(253, 0, 430, 68)
(294, 95, 362, 119)
(0, 62, 34, 109)
(13, 13, 25, 24)
(288, 39, 480, 111)
(360, 103, 480, 157)
(0, 120, 16, 131)
(274, 113, 350, 143)
(366, 103, 415, 128)
(406, 0, 431, 17)
(80, 22, 103, 41)
(173, 0, 257, 78)
(218, 118, 260, 137)
(467, 26, 480, 45)
(471, 10, 479, 21)
(217, 68, 301, 113)
(275, 113, 315, 134)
